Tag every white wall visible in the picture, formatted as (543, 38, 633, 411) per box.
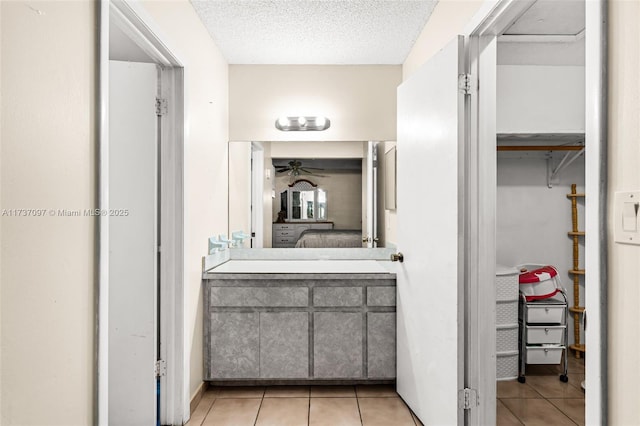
(230, 65, 401, 142)
(273, 172, 362, 231)
(1, 2, 96, 424)
(139, 0, 229, 401)
(608, 1, 640, 423)
(497, 156, 585, 344)
(497, 65, 585, 134)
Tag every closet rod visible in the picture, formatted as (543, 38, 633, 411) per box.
(497, 145, 584, 152)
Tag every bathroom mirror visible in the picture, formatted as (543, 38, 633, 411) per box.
(228, 140, 396, 249)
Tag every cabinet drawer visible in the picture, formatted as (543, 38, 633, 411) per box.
(274, 236, 297, 244)
(526, 346, 563, 364)
(526, 304, 565, 324)
(273, 224, 294, 230)
(367, 287, 396, 306)
(314, 287, 362, 307)
(274, 230, 295, 237)
(526, 325, 565, 344)
(210, 287, 308, 307)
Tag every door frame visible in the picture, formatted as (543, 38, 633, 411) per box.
(364, 141, 378, 248)
(251, 142, 265, 248)
(464, 0, 607, 424)
(98, 1, 187, 424)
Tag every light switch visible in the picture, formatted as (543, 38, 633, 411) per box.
(622, 202, 639, 231)
(615, 191, 640, 245)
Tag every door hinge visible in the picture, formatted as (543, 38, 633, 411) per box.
(458, 388, 478, 410)
(458, 73, 473, 95)
(156, 98, 168, 116)
(155, 359, 167, 377)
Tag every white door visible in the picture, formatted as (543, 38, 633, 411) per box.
(363, 141, 378, 247)
(396, 37, 466, 425)
(109, 60, 158, 425)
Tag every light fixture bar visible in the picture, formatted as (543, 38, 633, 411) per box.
(275, 116, 330, 131)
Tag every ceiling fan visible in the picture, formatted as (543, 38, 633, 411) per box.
(275, 160, 326, 178)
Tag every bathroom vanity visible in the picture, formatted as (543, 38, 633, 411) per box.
(203, 259, 396, 383)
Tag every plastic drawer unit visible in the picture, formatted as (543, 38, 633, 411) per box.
(518, 292, 569, 383)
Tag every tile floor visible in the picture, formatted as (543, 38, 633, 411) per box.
(188, 356, 584, 426)
(187, 384, 423, 426)
(498, 354, 586, 425)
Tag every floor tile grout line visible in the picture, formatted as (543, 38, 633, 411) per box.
(355, 393, 364, 426)
(546, 397, 582, 425)
(498, 398, 525, 426)
(307, 395, 311, 426)
(252, 390, 266, 426)
(200, 394, 217, 426)
(192, 393, 216, 426)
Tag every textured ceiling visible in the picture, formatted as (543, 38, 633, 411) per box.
(190, 1, 438, 64)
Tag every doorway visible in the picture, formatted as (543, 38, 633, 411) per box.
(465, 0, 606, 423)
(99, 1, 186, 425)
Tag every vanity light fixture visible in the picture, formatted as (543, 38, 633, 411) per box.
(275, 116, 330, 131)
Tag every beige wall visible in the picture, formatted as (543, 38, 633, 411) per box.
(139, 0, 229, 400)
(0, 1, 96, 424)
(608, 1, 640, 424)
(403, 0, 484, 80)
(229, 65, 401, 142)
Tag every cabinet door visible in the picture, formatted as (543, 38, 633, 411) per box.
(208, 313, 259, 379)
(314, 312, 363, 378)
(367, 312, 396, 378)
(260, 312, 309, 378)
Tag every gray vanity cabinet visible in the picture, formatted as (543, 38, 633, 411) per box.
(367, 312, 396, 378)
(260, 312, 309, 378)
(208, 312, 260, 378)
(314, 312, 363, 378)
(203, 274, 396, 382)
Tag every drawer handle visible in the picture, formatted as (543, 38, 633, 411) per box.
(544, 349, 549, 353)
(545, 328, 549, 333)
(545, 307, 549, 313)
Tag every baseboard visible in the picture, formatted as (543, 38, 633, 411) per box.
(190, 382, 207, 415)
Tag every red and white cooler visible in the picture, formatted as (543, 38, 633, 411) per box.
(518, 265, 563, 301)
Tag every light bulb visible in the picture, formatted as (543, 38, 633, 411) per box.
(298, 116, 307, 126)
(277, 116, 290, 128)
(315, 116, 326, 128)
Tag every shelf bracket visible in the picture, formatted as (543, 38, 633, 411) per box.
(547, 148, 585, 188)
